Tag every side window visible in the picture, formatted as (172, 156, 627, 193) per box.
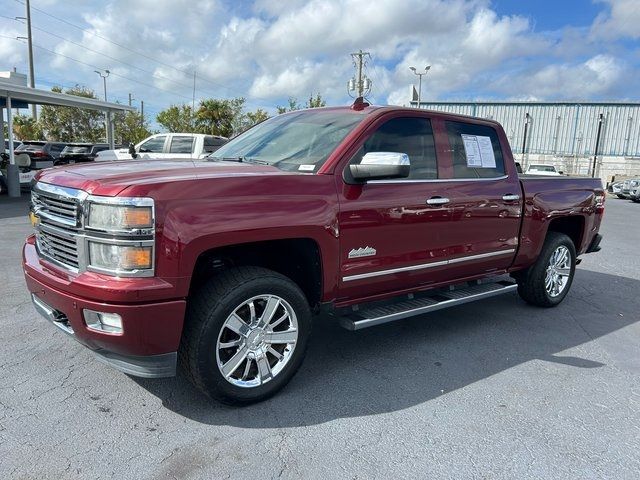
(446, 121, 505, 178)
(169, 136, 195, 154)
(139, 136, 166, 153)
(351, 117, 437, 180)
(203, 136, 226, 153)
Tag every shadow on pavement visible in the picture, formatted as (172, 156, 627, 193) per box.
(134, 269, 637, 427)
(0, 194, 30, 220)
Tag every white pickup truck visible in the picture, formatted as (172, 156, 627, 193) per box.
(96, 133, 228, 161)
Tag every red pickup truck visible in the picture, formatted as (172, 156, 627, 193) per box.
(24, 101, 605, 404)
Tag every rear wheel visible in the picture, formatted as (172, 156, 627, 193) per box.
(180, 267, 311, 405)
(516, 232, 576, 307)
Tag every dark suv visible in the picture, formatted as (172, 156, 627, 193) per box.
(15, 141, 69, 168)
(58, 144, 112, 164)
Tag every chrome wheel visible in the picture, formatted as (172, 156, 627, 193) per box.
(545, 245, 571, 297)
(216, 294, 298, 388)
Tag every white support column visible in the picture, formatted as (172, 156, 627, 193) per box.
(6, 96, 20, 197)
(106, 110, 114, 149)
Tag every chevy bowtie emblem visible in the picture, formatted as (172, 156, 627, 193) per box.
(348, 246, 377, 259)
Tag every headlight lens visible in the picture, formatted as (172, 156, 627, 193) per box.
(88, 203, 153, 231)
(89, 242, 153, 271)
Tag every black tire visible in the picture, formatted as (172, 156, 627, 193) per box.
(515, 232, 576, 308)
(180, 266, 311, 405)
(616, 194, 625, 199)
(0, 176, 6, 195)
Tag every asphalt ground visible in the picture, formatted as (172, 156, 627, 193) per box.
(0, 194, 638, 479)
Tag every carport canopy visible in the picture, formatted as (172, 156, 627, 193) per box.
(1, 80, 136, 197)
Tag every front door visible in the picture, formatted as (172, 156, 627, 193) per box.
(336, 115, 452, 301)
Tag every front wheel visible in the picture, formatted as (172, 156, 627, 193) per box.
(180, 267, 311, 405)
(516, 232, 576, 307)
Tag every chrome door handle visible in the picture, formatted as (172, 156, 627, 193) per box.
(502, 194, 520, 201)
(426, 197, 450, 205)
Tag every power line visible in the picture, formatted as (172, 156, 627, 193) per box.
(11, 0, 274, 103)
(8, 36, 195, 102)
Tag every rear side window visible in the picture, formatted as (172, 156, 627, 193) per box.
(169, 136, 195, 154)
(446, 121, 505, 178)
(353, 117, 438, 180)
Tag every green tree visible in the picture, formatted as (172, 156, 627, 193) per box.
(156, 104, 195, 132)
(276, 97, 302, 114)
(114, 110, 153, 145)
(306, 93, 326, 108)
(38, 86, 105, 142)
(12, 114, 43, 141)
(196, 99, 237, 137)
(246, 109, 270, 127)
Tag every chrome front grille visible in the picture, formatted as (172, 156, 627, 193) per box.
(36, 224, 80, 270)
(32, 184, 83, 271)
(32, 190, 79, 226)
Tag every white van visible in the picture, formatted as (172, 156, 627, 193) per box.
(96, 133, 227, 161)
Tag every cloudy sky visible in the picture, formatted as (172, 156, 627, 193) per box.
(1, 0, 639, 120)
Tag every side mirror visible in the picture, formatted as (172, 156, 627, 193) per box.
(349, 152, 410, 182)
(128, 142, 138, 159)
(16, 153, 31, 168)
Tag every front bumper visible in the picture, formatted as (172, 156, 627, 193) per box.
(24, 239, 186, 378)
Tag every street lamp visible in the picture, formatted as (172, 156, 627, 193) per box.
(409, 65, 431, 108)
(94, 69, 110, 101)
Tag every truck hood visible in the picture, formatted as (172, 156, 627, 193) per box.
(35, 159, 293, 196)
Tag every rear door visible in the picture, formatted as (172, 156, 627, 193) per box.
(436, 120, 522, 279)
(167, 135, 196, 159)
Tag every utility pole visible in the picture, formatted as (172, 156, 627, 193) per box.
(128, 93, 134, 107)
(348, 50, 372, 98)
(591, 113, 604, 178)
(409, 66, 430, 108)
(140, 100, 144, 127)
(17, 0, 37, 119)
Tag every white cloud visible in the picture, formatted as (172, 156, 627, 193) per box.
(1, 0, 637, 120)
(591, 0, 640, 40)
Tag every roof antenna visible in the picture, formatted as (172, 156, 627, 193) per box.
(351, 96, 369, 111)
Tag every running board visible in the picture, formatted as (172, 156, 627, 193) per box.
(339, 280, 518, 331)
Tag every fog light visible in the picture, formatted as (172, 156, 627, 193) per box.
(84, 310, 123, 334)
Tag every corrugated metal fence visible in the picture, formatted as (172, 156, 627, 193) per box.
(417, 101, 640, 158)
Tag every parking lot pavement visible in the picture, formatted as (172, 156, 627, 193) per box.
(0, 196, 639, 480)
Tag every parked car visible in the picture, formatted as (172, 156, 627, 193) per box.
(607, 180, 625, 198)
(57, 143, 113, 164)
(24, 104, 605, 405)
(0, 151, 34, 190)
(620, 178, 640, 199)
(15, 141, 69, 168)
(630, 184, 640, 203)
(525, 164, 562, 176)
(4, 139, 22, 153)
(96, 133, 228, 161)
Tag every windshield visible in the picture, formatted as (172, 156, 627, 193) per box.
(16, 142, 46, 151)
(529, 165, 555, 172)
(63, 146, 92, 154)
(209, 110, 365, 172)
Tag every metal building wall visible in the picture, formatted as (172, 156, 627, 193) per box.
(418, 102, 640, 157)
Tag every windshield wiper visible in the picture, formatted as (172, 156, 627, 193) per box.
(209, 156, 270, 165)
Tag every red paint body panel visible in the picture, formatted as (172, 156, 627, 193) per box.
(23, 106, 604, 359)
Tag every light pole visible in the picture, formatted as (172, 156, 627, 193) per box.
(409, 65, 430, 108)
(94, 70, 110, 143)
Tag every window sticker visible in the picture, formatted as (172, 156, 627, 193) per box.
(298, 164, 315, 171)
(461, 134, 496, 168)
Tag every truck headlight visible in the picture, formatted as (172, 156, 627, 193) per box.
(89, 242, 153, 271)
(88, 202, 153, 232)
